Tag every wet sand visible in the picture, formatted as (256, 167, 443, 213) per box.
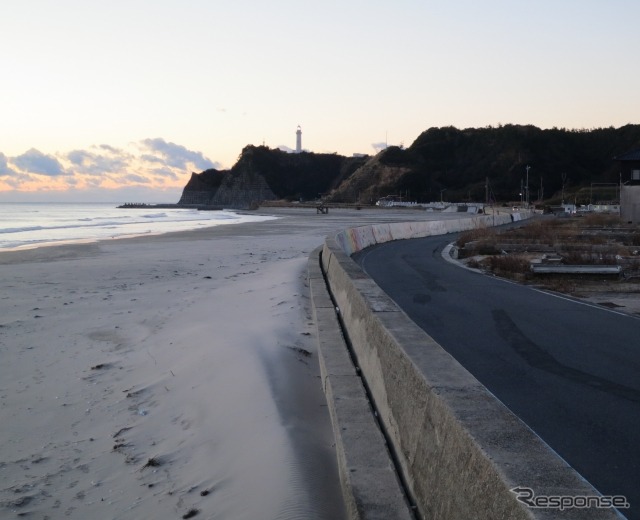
(0, 207, 450, 519)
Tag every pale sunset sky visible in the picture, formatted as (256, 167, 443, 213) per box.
(1, 0, 638, 202)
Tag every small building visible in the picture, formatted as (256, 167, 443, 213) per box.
(549, 203, 576, 215)
(620, 185, 640, 223)
(617, 148, 640, 223)
(616, 148, 640, 181)
(586, 203, 620, 214)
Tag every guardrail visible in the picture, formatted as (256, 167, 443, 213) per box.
(531, 264, 622, 275)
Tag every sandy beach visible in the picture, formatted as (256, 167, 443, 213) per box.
(0, 207, 447, 520)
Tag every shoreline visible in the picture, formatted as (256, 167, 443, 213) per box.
(0, 208, 340, 519)
(0, 206, 464, 263)
(1, 207, 452, 519)
(0, 205, 278, 254)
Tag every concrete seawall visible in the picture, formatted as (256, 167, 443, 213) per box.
(310, 213, 623, 519)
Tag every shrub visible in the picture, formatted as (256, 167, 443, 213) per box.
(487, 254, 531, 275)
(466, 258, 482, 269)
(582, 213, 621, 227)
(456, 226, 495, 247)
(561, 248, 618, 265)
(624, 233, 640, 247)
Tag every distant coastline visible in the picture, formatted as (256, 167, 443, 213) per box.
(117, 202, 223, 211)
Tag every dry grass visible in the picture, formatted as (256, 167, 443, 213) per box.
(460, 215, 640, 296)
(561, 248, 619, 265)
(581, 213, 621, 227)
(461, 216, 639, 256)
(485, 254, 532, 279)
(622, 233, 640, 247)
(541, 278, 580, 295)
(513, 219, 564, 244)
(456, 226, 494, 247)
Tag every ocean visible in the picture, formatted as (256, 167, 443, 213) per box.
(0, 202, 276, 250)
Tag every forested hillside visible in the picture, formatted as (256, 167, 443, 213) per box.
(179, 125, 640, 208)
(328, 124, 640, 204)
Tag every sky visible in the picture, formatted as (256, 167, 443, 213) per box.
(1, 0, 639, 202)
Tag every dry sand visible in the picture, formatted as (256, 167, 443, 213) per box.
(0, 207, 446, 520)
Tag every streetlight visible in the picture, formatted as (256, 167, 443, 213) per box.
(440, 189, 446, 203)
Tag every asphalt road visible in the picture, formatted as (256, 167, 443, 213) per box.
(353, 234, 640, 520)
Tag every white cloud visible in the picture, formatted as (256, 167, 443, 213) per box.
(11, 149, 66, 176)
(67, 149, 90, 165)
(141, 138, 219, 170)
(151, 167, 179, 180)
(98, 144, 120, 154)
(140, 154, 165, 164)
(124, 173, 150, 184)
(0, 139, 222, 199)
(66, 148, 130, 176)
(0, 153, 16, 176)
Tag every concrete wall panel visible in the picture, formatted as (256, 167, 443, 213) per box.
(319, 212, 618, 519)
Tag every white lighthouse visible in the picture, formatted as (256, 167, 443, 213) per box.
(295, 125, 302, 153)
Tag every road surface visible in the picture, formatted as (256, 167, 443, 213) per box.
(353, 234, 640, 519)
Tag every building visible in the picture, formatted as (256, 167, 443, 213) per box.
(616, 148, 640, 223)
(616, 148, 640, 181)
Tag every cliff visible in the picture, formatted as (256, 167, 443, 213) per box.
(178, 145, 367, 208)
(326, 147, 415, 204)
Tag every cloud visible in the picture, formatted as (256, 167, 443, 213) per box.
(11, 148, 66, 176)
(67, 149, 91, 165)
(0, 159, 33, 187)
(0, 153, 16, 176)
(67, 148, 129, 176)
(151, 167, 179, 180)
(140, 154, 164, 164)
(124, 173, 150, 184)
(1, 138, 223, 199)
(141, 138, 219, 170)
(98, 144, 120, 154)
(371, 142, 388, 153)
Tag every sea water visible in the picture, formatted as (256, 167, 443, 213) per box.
(0, 202, 276, 250)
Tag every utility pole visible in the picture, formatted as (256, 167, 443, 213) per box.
(619, 172, 622, 204)
(485, 177, 489, 205)
(520, 179, 524, 206)
(525, 165, 531, 208)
